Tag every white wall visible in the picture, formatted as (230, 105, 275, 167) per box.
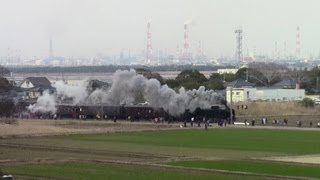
(217, 69, 239, 74)
(256, 89, 305, 101)
(226, 87, 305, 103)
(226, 87, 257, 103)
(20, 80, 34, 89)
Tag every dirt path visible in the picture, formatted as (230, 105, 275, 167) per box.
(261, 155, 320, 165)
(2, 119, 320, 138)
(0, 119, 178, 138)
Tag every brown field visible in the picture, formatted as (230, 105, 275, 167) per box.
(0, 119, 177, 137)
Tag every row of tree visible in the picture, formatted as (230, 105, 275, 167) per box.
(3, 63, 320, 93)
(0, 66, 15, 117)
(141, 62, 320, 93)
(8, 64, 223, 74)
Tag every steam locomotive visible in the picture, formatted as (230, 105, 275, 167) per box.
(54, 103, 233, 123)
(11, 98, 234, 123)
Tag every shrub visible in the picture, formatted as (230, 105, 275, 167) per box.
(0, 118, 18, 125)
(298, 98, 315, 108)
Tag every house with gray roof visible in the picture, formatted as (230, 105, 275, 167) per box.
(226, 78, 255, 88)
(272, 79, 298, 89)
(20, 77, 55, 99)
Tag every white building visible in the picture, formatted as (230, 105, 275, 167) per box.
(20, 77, 52, 89)
(217, 68, 239, 75)
(255, 88, 304, 101)
(226, 87, 305, 103)
(20, 77, 54, 99)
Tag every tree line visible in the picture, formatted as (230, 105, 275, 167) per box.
(3, 63, 320, 94)
(154, 62, 320, 94)
(7, 64, 224, 74)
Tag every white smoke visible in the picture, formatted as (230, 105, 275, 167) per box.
(184, 17, 197, 27)
(87, 89, 105, 104)
(28, 90, 56, 114)
(29, 69, 223, 116)
(53, 80, 89, 104)
(87, 69, 222, 116)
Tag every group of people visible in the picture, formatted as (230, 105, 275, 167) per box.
(243, 117, 289, 127)
(179, 117, 230, 130)
(178, 117, 210, 130)
(271, 118, 288, 125)
(242, 117, 320, 128)
(153, 117, 165, 124)
(297, 120, 317, 128)
(236, 104, 248, 110)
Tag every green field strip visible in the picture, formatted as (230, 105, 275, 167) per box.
(1, 161, 259, 180)
(59, 128, 320, 154)
(166, 160, 320, 179)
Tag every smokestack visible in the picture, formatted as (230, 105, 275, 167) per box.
(184, 24, 189, 49)
(181, 23, 191, 62)
(235, 29, 243, 67)
(49, 37, 53, 59)
(296, 26, 301, 58)
(146, 22, 153, 62)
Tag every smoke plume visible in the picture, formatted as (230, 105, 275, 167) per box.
(184, 17, 197, 27)
(28, 90, 56, 114)
(30, 69, 223, 116)
(87, 69, 222, 116)
(54, 80, 89, 104)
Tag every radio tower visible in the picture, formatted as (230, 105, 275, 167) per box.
(146, 22, 153, 63)
(235, 29, 243, 66)
(296, 26, 301, 58)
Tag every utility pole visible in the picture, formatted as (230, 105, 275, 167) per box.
(246, 68, 249, 82)
(227, 87, 233, 124)
(317, 76, 319, 92)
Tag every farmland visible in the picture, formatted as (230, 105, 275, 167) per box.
(1, 120, 320, 179)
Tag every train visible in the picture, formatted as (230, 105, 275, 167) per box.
(54, 103, 233, 123)
(10, 98, 234, 123)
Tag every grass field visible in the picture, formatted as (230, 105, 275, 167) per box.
(167, 160, 320, 179)
(2, 161, 261, 180)
(62, 128, 320, 154)
(1, 123, 320, 179)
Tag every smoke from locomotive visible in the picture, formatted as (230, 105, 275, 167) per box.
(29, 69, 224, 116)
(28, 91, 56, 114)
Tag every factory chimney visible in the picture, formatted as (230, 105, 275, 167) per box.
(49, 37, 53, 59)
(235, 29, 243, 67)
(146, 22, 153, 63)
(296, 26, 301, 58)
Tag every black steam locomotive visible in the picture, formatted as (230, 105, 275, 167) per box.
(55, 103, 233, 123)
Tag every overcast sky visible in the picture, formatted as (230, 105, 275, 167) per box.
(0, 0, 319, 58)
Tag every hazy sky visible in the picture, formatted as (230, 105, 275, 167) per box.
(0, 0, 320, 58)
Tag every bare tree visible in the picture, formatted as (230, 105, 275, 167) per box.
(0, 66, 12, 92)
(285, 69, 309, 83)
(0, 65, 10, 77)
(248, 62, 288, 86)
